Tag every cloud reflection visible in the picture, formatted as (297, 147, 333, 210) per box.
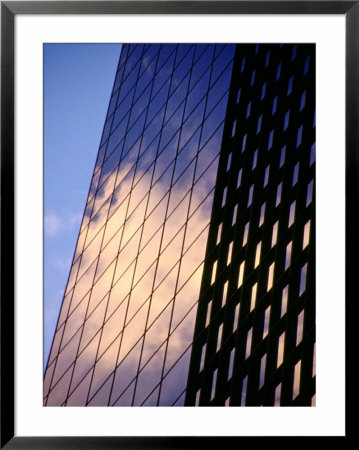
(46, 126, 223, 406)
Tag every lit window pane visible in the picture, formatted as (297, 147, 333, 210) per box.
(217, 324, 223, 352)
(238, 261, 245, 287)
(300, 90, 306, 111)
(277, 332, 285, 367)
(236, 89, 241, 104)
(261, 82, 266, 100)
(227, 242, 233, 266)
(291, 44, 297, 61)
(252, 149, 258, 169)
(222, 187, 227, 207)
(241, 376, 248, 406)
(271, 221, 278, 247)
(259, 354, 267, 388)
(237, 168, 242, 188)
(232, 204, 238, 226)
(241, 134, 247, 153)
(216, 223, 222, 245)
(231, 120, 237, 137)
(263, 165, 270, 187)
(310, 143, 315, 166)
(246, 101, 252, 118)
(234, 303, 240, 330)
(276, 183, 282, 206)
(292, 162, 299, 186)
(250, 283, 258, 311)
(292, 360, 301, 399)
(211, 260, 218, 285)
(195, 390, 200, 406)
(228, 348, 235, 380)
(243, 222, 249, 246)
(288, 201, 296, 227)
(267, 262, 275, 291)
(268, 129, 274, 150)
(306, 180, 314, 206)
(222, 281, 228, 307)
(247, 185, 254, 207)
(296, 310, 304, 345)
(205, 301, 212, 327)
(254, 242, 262, 268)
(281, 285, 289, 317)
(272, 95, 278, 114)
(296, 125, 303, 148)
(288, 76, 294, 95)
(199, 344, 206, 372)
(250, 70, 256, 86)
(299, 263, 307, 295)
(285, 242, 292, 270)
(279, 146, 286, 168)
(274, 383, 281, 406)
(226, 152, 232, 172)
(245, 328, 253, 359)
(259, 203, 266, 227)
(211, 369, 218, 400)
(303, 220, 311, 249)
(263, 306, 271, 338)
(284, 110, 290, 130)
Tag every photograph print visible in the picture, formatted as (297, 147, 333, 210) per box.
(43, 43, 315, 407)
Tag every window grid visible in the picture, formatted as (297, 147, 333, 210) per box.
(45, 46, 238, 408)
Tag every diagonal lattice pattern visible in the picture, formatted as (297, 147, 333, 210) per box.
(44, 44, 235, 406)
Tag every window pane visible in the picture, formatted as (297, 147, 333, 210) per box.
(281, 285, 289, 317)
(293, 360, 301, 399)
(303, 220, 311, 249)
(267, 262, 275, 291)
(245, 328, 253, 359)
(238, 261, 245, 287)
(277, 332, 285, 367)
(263, 306, 271, 338)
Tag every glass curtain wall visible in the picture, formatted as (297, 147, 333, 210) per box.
(44, 43, 235, 406)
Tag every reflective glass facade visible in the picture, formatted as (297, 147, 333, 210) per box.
(44, 43, 315, 407)
(44, 43, 236, 406)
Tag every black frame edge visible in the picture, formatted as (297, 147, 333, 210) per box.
(0, 436, 354, 449)
(1, 1, 14, 449)
(1, 1, 354, 448)
(1, 1, 357, 15)
(345, 1, 358, 443)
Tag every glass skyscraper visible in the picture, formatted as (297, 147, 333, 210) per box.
(44, 43, 315, 407)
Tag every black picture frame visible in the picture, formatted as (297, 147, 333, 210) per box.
(1, 1, 354, 448)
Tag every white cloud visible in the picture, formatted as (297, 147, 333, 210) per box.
(44, 213, 62, 237)
(67, 210, 82, 227)
(45, 209, 83, 238)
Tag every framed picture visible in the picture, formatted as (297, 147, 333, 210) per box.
(1, 1, 352, 447)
